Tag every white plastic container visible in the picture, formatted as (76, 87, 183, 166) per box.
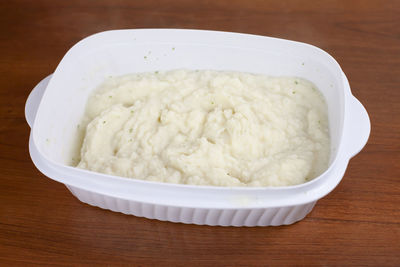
(25, 29, 370, 226)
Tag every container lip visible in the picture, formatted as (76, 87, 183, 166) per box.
(59, 161, 331, 192)
(30, 131, 350, 209)
(63, 28, 349, 70)
(30, 29, 356, 208)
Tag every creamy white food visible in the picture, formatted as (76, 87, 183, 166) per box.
(77, 70, 330, 187)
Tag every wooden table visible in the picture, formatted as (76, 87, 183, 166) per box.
(1, 0, 399, 265)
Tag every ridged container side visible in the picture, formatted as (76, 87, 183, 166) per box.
(65, 185, 316, 226)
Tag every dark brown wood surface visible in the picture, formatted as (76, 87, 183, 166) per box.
(1, 0, 399, 265)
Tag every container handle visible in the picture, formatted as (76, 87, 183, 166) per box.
(345, 95, 371, 158)
(25, 74, 52, 128)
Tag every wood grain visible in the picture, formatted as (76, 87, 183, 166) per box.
(0, 0, 399, 265)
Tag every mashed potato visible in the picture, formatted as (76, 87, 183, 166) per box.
(77, 70, 330, 187)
